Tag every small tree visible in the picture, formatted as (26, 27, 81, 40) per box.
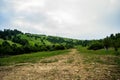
(103, 37, 111, 50)
(1, 41, 13, 56)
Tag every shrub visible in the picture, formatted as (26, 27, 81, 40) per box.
(88, 43, 104, 50)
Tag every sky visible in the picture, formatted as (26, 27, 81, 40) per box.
(0, 0, 120, 39)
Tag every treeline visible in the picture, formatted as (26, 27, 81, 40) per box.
(88, 33, 120, 55)
(0, 29, 77, 57)
(0, 40, 68, 57)
(0, 29, 23, 40)
(103, 33, 120, 51)
(1, 29, 119, 57)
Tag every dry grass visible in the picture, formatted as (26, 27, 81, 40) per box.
(0, 49, 120, 80)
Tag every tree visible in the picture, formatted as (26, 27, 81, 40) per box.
(103, 33, 120, 55)
(11, 44, 18, 55)
(53, 44, 65, 50)
(103, 37, 111, 50)
(2, 41, 10, 46)
(1, 41, 13, 56)
(110, 34, 120, 51)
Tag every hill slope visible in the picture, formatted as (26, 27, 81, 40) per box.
(0, 29, 82, 57)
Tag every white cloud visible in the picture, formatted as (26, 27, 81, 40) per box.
(1, 0, 120, 39)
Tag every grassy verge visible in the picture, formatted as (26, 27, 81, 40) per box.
(0, 50, 70, 66)
(76, 46, 119, 55)
(76, 46, 120, 66)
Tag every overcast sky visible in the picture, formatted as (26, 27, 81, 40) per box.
(0, 0, 120, 39)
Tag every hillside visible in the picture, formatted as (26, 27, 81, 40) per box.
(0, 29, 120, 80)
(0, 29, 120, 57)
(0, 29, 83, 57)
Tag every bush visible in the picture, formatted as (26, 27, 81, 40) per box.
(0, 41, 13, 56)
(53, 44, 65, 50)
(88, 43, 104, 50)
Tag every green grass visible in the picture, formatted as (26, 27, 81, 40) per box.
(76, 46, 120, 55)
(76, 46, 120, 66)
(0, 50, 70, 66)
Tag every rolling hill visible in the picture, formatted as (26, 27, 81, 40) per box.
(0, 29, 83, 57)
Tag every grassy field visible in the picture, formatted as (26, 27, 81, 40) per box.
(0, 48, 120, 79)
(76, 46, 120, 55)
(76, 46, 120, 66)
(0, 50, 70, 66)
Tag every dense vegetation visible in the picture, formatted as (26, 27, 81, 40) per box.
(0, 29, 83, 57)
(0, 29, 120, 57)
(87, 33, 120, 55)
(103, 33, 120, 51)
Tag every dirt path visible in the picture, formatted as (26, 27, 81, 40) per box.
(0, 49, 120, 80)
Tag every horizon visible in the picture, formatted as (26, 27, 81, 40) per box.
(0, 0, 120, 39)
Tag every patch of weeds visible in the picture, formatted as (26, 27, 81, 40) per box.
(114, 57, 120, 66)
(83, 58, 91, 64)
(76, 61, 81, 64)
(87, 75, 93, 79)
(50, 68, 58, 75)
(96, 56, 120, 65)
(66, 58, 74, 63)
(95, 58, 105, 64)
(83, 56, 111, 65)
(91, 56, 111, 65)
(40, 58, 58, 63)
(83, 57, 94, 64)
(74, 75, 81, 80)
(84, 68, 89, 71)
(114, 51, 120, 56)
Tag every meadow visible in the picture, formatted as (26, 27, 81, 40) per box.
(76, 46, 120, 66)
(0, 50, 69, 66)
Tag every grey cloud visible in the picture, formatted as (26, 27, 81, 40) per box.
(1, 0, 120, 39)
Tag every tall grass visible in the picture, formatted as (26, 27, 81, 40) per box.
(0, 50, 70, 66)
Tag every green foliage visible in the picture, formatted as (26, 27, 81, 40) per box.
(76, 46, 116, 55)
(81, 40, 91, 47)
(86, 33, 120, 55)
(0, 39, 4, 44)
(0, 29, 22, 40)
(103, 36, 111, 50)
(1, 29, 119, 57)
(103, 33, 120, 53)
(53, 44, 66, 50)
(0, 41, 13, 56)
(88, 42, 104, 50)
(0, 29, 82, 57)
